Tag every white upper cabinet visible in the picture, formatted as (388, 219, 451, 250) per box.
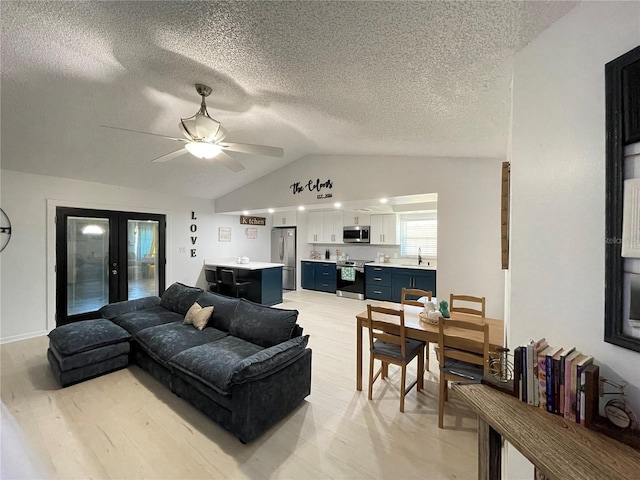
(308, 211, 343, 243)
(344, 211, 371, 227)
(370, 214, 398, 245)
(273, 210, 297, 227)
(322, 211, 344, 243)
(307, 211, 324, 243)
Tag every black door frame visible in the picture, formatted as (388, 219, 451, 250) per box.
(56, 207, 166, 325)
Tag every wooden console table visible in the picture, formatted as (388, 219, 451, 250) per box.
(453, 384, 640, 480)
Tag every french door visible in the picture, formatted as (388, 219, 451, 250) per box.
(56, 207, 166, 325)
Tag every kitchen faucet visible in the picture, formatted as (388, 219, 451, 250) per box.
(418, 247, 422, 265)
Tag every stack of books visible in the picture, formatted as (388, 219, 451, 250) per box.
(514, 339, 594, 424)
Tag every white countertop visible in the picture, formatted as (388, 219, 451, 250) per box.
(367, 262, 437, 271)
(302, 259, 436, 270)
(204, 260, 284, 270)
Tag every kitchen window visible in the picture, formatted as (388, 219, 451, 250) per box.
(400, 212, 437, 258)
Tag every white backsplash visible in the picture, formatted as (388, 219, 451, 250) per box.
(309, 243, 436, 267)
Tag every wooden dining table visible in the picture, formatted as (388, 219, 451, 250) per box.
(355, 302, 504, 391)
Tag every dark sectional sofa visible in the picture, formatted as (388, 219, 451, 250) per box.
(97, 282, 312, 443)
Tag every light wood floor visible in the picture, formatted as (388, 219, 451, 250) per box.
(1, 289, 479, 479)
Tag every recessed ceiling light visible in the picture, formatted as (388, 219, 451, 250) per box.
(242, 210, 249, 215)
(268, 208, 274, 214)
(298, 206, 305, 211)
(334, 202, 342, 208)
(379, 198, 388, 204)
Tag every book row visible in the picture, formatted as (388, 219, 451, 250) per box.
(514, 338, 594, 424)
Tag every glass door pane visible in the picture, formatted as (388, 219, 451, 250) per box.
(66, 217, 110, 316)
(127, 219, 159, 299)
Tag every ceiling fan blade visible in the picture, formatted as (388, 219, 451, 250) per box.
(220, 142, 284, 158)
(216, 151, 245, 172)
(151, 148, 187, 163)
(100, 125, 187, 142)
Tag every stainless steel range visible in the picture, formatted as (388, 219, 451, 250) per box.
(336, 259, 372, 300)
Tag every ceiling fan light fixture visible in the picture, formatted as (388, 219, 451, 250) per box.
(180, 115, 222, 142)
(185, 141, 222, 159)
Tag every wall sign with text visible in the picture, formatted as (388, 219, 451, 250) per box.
(290, 178, 333, 199)
(240, 215, 266, 226)
(190, 211, 197, 258)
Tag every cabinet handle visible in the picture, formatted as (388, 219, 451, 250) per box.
(323, 272, 329, 276)
(374, 290, 382, 294)
(374, 267, 382, 271)
(374, 277, 382, 281)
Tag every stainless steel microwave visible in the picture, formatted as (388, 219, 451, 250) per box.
(343, 226, 370, 243)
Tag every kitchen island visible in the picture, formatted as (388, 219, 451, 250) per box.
(204, 260, 284, 306)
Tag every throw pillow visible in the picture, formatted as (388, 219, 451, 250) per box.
(183, 302, 214, 330)
(160, 282, 204, 315)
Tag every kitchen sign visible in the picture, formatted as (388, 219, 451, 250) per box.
(240, 215, 266, 226)
(290, 178, 333, 196)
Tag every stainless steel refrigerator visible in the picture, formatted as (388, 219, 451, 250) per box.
(271, 227, 296, 291)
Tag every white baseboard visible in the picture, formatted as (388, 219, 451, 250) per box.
(1, 330, 48, 345)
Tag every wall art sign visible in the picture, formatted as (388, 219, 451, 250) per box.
(240, 215, 266, 226)
(0, 208, 11, 253)
(290, 178, 333, 195)
(621, 178, 640, 258)
(245, 228, 258, 239)
(190, 211, 198, 257)
(604, 45, 640, 353)
(218, 227, 231, 242)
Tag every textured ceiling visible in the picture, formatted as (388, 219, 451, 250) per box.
(0, 1, 576, 200)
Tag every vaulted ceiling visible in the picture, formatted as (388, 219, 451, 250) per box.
(1, 1, 576, 199)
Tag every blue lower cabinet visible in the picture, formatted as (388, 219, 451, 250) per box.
(302, 261, 336, 293)
(315, 263, 336, 293)
(301, 262, 316, 290)
(365, 266, 394, 301)
(391, 268, 437, 303)
(365, 284, 393, 301)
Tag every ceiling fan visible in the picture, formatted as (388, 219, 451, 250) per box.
(101, 84, 284, 172)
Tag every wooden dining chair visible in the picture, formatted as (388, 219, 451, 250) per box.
(401, 287, 433, 371)
(449, 294, 486, 317)
(366, 304, 425, 412)
(437, 317, 490, 428)
(401, 287, 433, 306)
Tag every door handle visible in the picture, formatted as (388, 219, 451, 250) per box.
(111, 269, 118, 275)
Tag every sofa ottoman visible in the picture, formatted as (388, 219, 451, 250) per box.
(47, 318, 131, 387)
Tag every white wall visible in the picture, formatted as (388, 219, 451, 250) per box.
(217, 154, 505, 318)
(509, 1, 640, 476)
(0, 170, 271, 343)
